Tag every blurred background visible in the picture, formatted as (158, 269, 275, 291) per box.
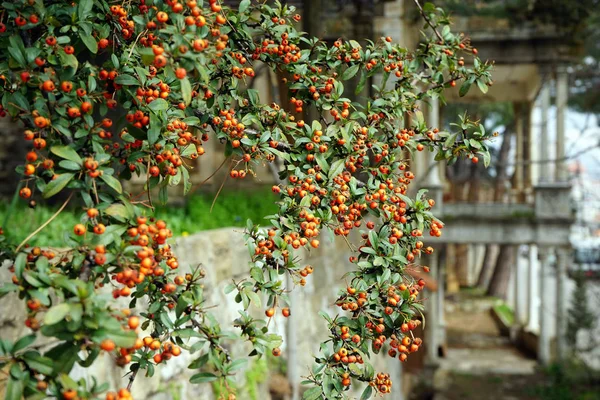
(1, 1, 600, 399)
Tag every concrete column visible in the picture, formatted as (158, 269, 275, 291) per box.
(390, 362, 404, 400)
(538, 248, 552, 365)
(514, 103, 524, 199)
(522, 102, 533, 192)
(437, 246, 446, 347)
(555, 67, 568, 182)
(426, 253, 440, 365)
(539, 84, 551, 183)
(286, 275, 300, 400)
(526, 245, 539, 332)
(513, 246, 527, 327)
(555, 247, 569, 362)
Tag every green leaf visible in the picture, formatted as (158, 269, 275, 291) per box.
(444, 132, 458, 148)
(13, 335, 36, 353)
(51, 146, 83, 165)
(458, 81, 471, 97)
(315, 153, 329, 173)
(8, 46, 26, 67)
(80, 33, 98, 54)
(250, 267, 264, 283)
(101, 174, 123, 194)
(245, 290, 261, 308)
(5, 377, 23, 400)
(303, 386, 323, 400)
(44, 303, 71, 325)
(328, 158, 345, 179)
(43, 173, 75, 198)
(481, 150, 491, 167)
(13, 253, 26, 279)
(104, 204, 130, 221)
(105, 329, 136, 348)
(355, 70, 367, 95)
(190, 372, 218, 384)
(22, 352, 54, 376)
(181, 77, 192, 105)
(239, 0, 251, 13)
(360, 386, 373, 400)
(148, 98, 169, 111)
(78, 0, 93, 21)
(45, 344, 79, 375)
(476, 79, 489, 94)
(115, 74, 139, 86)
(227, 358, 247, 372)
(159, 185, 168, 205)
(59, 160, 82, 171)
(148, 126, 160, 145)
(247, 89, 259, 105)
(58, 51, 78, 70)
(342, 64, 360, 81)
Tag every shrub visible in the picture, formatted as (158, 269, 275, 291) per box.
(0, 0, 491, 399)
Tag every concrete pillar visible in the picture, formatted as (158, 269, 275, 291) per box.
(538, 248, 552, 365)
(426, 97, 442, 187)
(555, 67, 568, 182)
(286, 275, 300, 400)
(522, 102, 533, 192)
(514, 103, 524, 199)
(426, 253, 440, 365)
(555, 247, 569, 362)
(390, 362, 404, 400)
(539, 84, 551, 183)
(437, 246, 447, 347)
(513, 246, 527, 327)
(526, 245, 539, 332)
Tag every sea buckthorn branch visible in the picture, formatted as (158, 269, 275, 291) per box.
(0, 0, 492, 399)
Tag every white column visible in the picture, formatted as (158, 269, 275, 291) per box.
(514, 104, 524, 197)
(526, 245, 539, 331)
(555, 247, 568, 362)
(555, 67, 568, 182)
(437, 247, 446, 347)
(513, 246, 527, 326)
(391, 362, 404, 400)
(426, 97, 442, 186)
(539, 84, 551, 183)
(426, 253, 439, 364)
(538, 248, 552, 365)
(286, 274, 299, 400)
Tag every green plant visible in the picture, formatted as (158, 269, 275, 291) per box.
(0, 0, 492, 399)
(243, 358, 268, 400)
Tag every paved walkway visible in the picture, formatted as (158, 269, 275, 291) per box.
(432, 294, 542, 400)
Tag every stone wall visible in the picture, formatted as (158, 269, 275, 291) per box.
(0, 227, 407, 399)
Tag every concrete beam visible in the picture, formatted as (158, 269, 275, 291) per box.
(445, 65, 541, 103)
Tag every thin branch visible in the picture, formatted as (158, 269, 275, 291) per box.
(126, 367, 138, 391)
(189, 156, 230, 195)
(92, 179, 100, 204)
(210, 167, 229, 213)
(413, 0, 444, 42)
(15, 192, 74, 253)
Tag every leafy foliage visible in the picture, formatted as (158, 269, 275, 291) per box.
(0, 0, 492, 399)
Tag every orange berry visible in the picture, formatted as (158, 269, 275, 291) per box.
(73, 224, 86, 236)
(100, 339, 116, 352)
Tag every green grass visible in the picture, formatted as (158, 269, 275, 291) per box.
(493, 303, 515, 325)
(0, 187, 279, 248)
